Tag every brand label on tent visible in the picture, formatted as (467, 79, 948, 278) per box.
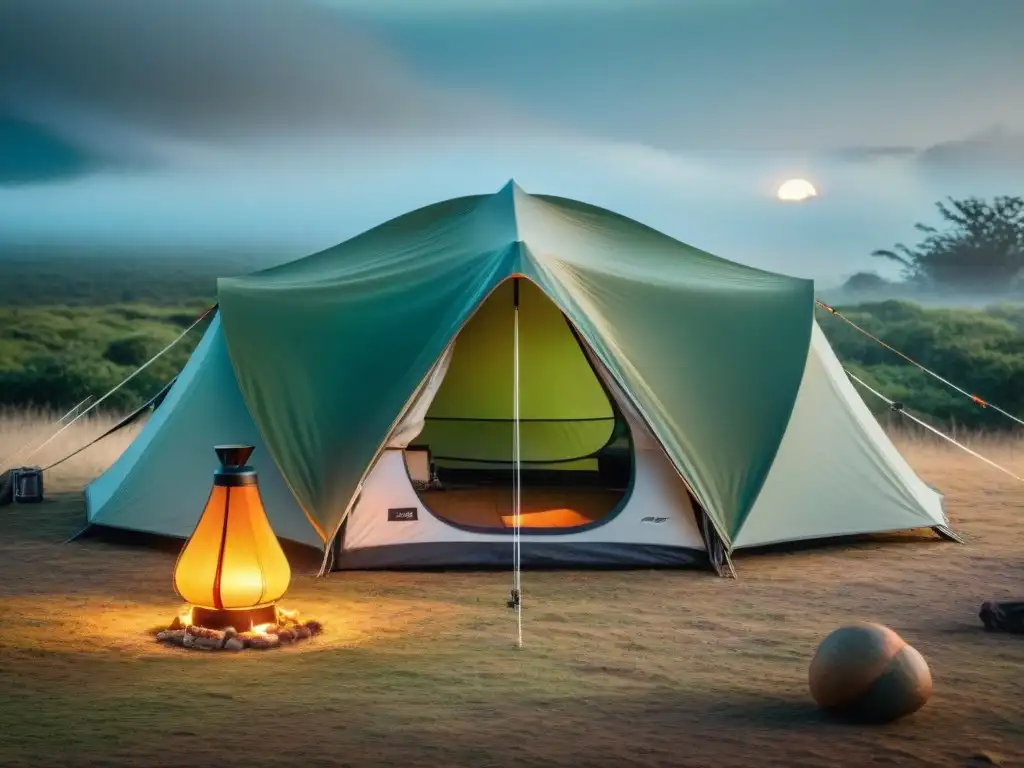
(388, 507, 419, 522)
(641, 516, 668, 524)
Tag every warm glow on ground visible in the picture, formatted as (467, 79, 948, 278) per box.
(777, 178, 818, 202)
(0, 593, 446, 658)
(3, 432, 1024, 766)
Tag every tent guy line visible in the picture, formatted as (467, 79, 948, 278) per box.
(511, 277, 524, 648)
(816, 300, 1024, 429)
(846, 370, 1024, 485)
(0, 396, 92, 470)
(34, 307, 1018, 508)
(40, 377, 179, 473)
(34, 296, 1017, 499)
(13, 304, 218, 469)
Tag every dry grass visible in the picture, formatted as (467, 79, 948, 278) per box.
(0, 407, 145, 491)
(2, 411, 1024, 767)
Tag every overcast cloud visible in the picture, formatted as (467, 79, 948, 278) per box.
(0, 0, 1022, 284)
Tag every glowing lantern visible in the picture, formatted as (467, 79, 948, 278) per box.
(173, 445, 291, 630)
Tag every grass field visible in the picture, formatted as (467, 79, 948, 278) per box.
(2, 411, 1023, 767)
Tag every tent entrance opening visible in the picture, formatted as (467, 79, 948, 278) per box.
(404, 279, 633, 532)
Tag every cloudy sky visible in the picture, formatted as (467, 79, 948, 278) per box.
(1, 0, 1022, 283)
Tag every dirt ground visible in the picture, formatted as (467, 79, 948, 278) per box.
(1, 412, 1023, 767)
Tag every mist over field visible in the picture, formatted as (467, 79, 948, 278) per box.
(1, 0, 1023, 427)
(1, 0, 1022, 285)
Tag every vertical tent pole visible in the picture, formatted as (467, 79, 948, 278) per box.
(511, 277, 523, 648)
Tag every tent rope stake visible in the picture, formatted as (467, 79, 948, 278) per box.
(816, 299, 1024, 429)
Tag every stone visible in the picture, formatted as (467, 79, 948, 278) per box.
(155, 614, 320, 650)
(247, 634, 281, 650)
(195, 635, 222, 650)
(157, 629, 186, 645)
(809, 622, 932, 723)
(191, 626, 223, 640)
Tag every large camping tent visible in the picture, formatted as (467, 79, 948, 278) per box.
(85, 181, 955, 576)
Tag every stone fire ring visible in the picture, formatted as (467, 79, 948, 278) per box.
(156, 615, 324, 651)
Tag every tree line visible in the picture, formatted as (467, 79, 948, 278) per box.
(841, 194, 1024, 298)
(1, 194, 1023, 432)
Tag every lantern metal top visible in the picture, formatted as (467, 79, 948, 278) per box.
(213, 445, 258, 486)
(215, 444, 255, 468)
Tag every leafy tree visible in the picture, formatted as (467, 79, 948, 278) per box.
(841, 271, 892, 293)
(872, 195, 1024, 290)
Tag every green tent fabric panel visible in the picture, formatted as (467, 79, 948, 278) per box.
(514, 191, 814, 544)
(217, 193, 525, 543)
(426, 279, 612, 420)
(419, 278, 615, 465)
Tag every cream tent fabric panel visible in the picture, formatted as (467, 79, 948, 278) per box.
(339, 411, 705, 564)
(387, 343, 455, 450)
(732, 322, 947, 549)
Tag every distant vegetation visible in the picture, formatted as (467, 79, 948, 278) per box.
(1, 196, 1023, 435)
(815, 300, 1024, 431)
(0, 250, 236, 412)
(829, 195, 1024, 306)
(0, 303, 212, 412)
(0, 249, 252, 307)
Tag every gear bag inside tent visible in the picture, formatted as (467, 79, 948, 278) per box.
(83, 180, 958, 577)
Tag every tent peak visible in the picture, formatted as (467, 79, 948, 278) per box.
(495, 178, 529, 199)
(488, 178, 534, 244)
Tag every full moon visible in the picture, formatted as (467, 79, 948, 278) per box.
(777, 178, 818, 202)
